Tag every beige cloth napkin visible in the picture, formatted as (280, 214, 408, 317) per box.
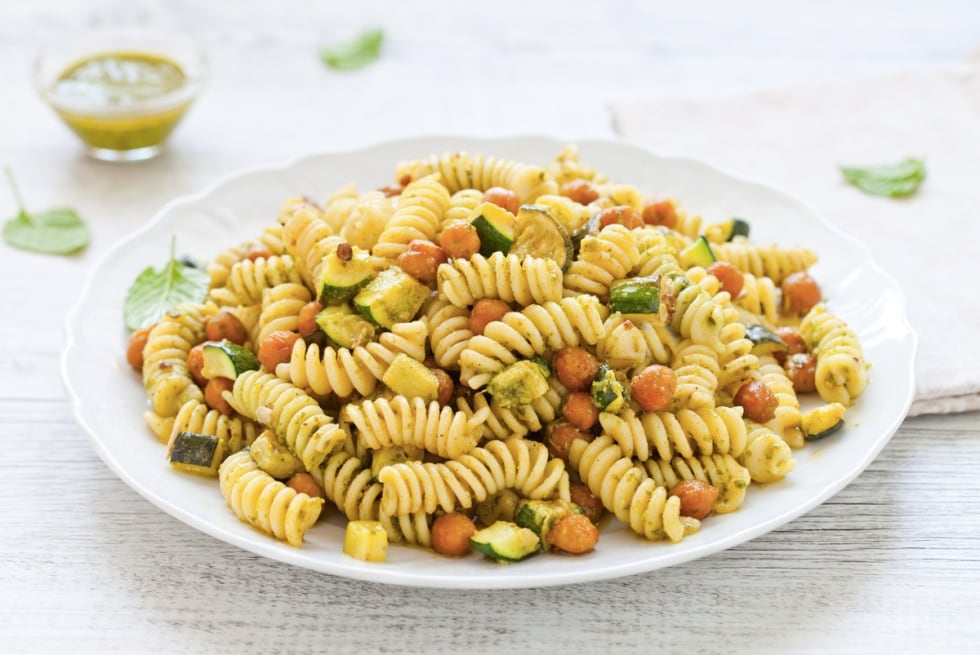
(611, 64, 980, 416)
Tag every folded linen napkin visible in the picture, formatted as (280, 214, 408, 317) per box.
(610, 64, 980, 416)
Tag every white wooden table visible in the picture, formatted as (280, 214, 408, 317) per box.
(2, 1, 979, 653)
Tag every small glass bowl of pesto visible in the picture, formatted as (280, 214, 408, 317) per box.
(34, 31, 207, 162)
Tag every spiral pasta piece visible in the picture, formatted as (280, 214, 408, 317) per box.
(548, 143, 608, 186)
(373, 174, 451, 262)
(209, 255, 302, 307)
(279, 197, 345, 290)
(339, 190, 395, 251)
(670, 282, 728, 354)
(142, 301, 216, 417)
(716, 318, 761, 396)
(227, 371, 345, 471)
(424, 297, 473, 369)
(741, 420, 796, 483)
(568, 435, 696, 542)
(441, 188, 484, 233)
(643, 453, 751, 514)
(799, 304, 867, 406)
(596, 315, 654, 372)
(456, 381, 564, 440)
(218, 450, 324, 547)
(342, 395, 487, 459)
(256, 281, 312, 346)
(563, 224, 641, 299)
(395, 151, 557, 203)
(437, 252, 563, 308)
(712, 237, 818, 285)
(378, 438, 569, 516)
(757, 355, 804, 449)
(459, 295, 607, 388)
(169, 398, 260, 456)
(670, 340, 720, 409)
(737, 273, 780, 325)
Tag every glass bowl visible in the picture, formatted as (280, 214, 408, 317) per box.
(34, 30, 208, 162)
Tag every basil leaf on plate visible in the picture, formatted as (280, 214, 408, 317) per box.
(319, 29, 384, 71)
(124, 236, 210, 331)
(3, 167, 89, 255)
(839, 158, 926, 198)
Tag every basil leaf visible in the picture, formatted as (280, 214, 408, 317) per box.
(3, 168, 89, 255)
(840, 158, 926, 198)
(123, 236, 210, 331)
(319, 29, 384, 71)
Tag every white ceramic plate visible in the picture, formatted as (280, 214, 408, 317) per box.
(62, 136, 916, 589)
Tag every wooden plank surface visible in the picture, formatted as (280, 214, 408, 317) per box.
(2, 1, 979, 653)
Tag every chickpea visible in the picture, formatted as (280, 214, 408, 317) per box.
(286, 472, 324, 499)
(546, 514, 599, 554)
(126, 326, 153, 371)
(258, 330, 300, 372)
(784, 352, 817, 393)
(560, 179, 599, 205)
(431, 512, 477, 557)
(482, 187, 521, 215)
(774, 326, 807, 366)
(597, 205, 643, 230)
(641, 199, 678, 228)
(563, 391, 599, 431)
(468, 298, 512, 335)
(204, 377, 235, 416)
(396, 239, 448, 285)
(205, 311, 249, 345)
(553, 346, 599, 391)
(433, 368, 455, 405)
(782, 272, 822, 316)
(297, 301, 324, 337)
(438, 221, 481, 260)
(733, 380, 778, 423)
(630, 364, 677, 412)
(668, 480, 719, 520)
(546, 421, 593, 462)
(706, 260, 745, 299)
(569, 483, 604, 524)
(186, 344, 208, 387)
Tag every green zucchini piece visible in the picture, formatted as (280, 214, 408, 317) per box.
(729, 217, 751, 240)
(744, 323, 787, 356)
(353, 267, 431, 329)
(381, 353, 440, 402)
(609, 275, 661, 315)
(510, 204, 574, 272)
(487, 360, 550, 408)
(515, 499, 576, 546)
(317, 243, 375, 304)
(169, 431, 225, 476)
(591, 364, 628, 413)
(679, 235, 717, 269)
(201, 340, 260, 380)
(370, 445, 413, 480)
(704, 217, 751, 243)
(469, 201, 516, 256)
(469, 520, 541, 562)
(315, 303, 376, 348)
(248, 430, 304, 479)
(802, 402, 847, 440)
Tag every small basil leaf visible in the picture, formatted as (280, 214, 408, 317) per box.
(3, 167, 90, 255)
(839, 158, 926, 198)
(319, 29, 384, 71)
(123, 237, 210, 331)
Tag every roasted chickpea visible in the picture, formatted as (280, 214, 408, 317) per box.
(204, 377, 235, 416)
(546, 421, 593, 462)
(569, 483, 604, 524)
(396, 240, 448, 285)
(553, 346, 600, 391)
(782, 272, 822, 316)
(630, 364, 677, 412)
(186, 344, 208, 387)
(468, 298, 511, 335)
(733, 380, 778, 423)
(668, 480, 719, 520)
(785, 352, 817, 393)
(546, 514, 599, 554)
(431, 512, 477, 557)
(297, 301, 324, 337)
(126, 326, 153, 371)
(597, 205, 643, 230)
(560, 179, 599, 205)
(433, 368, 455, 406)
(286, 472, 324, 499)
(205, 311, 249, 345)
(641, 199, 678, 228)
(438, 221, 481, 260)
(258, 330, 300, 372)
(706, 261, 745, 299)
(482, 187, 521, 215)
(563, 391, 599, 431)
